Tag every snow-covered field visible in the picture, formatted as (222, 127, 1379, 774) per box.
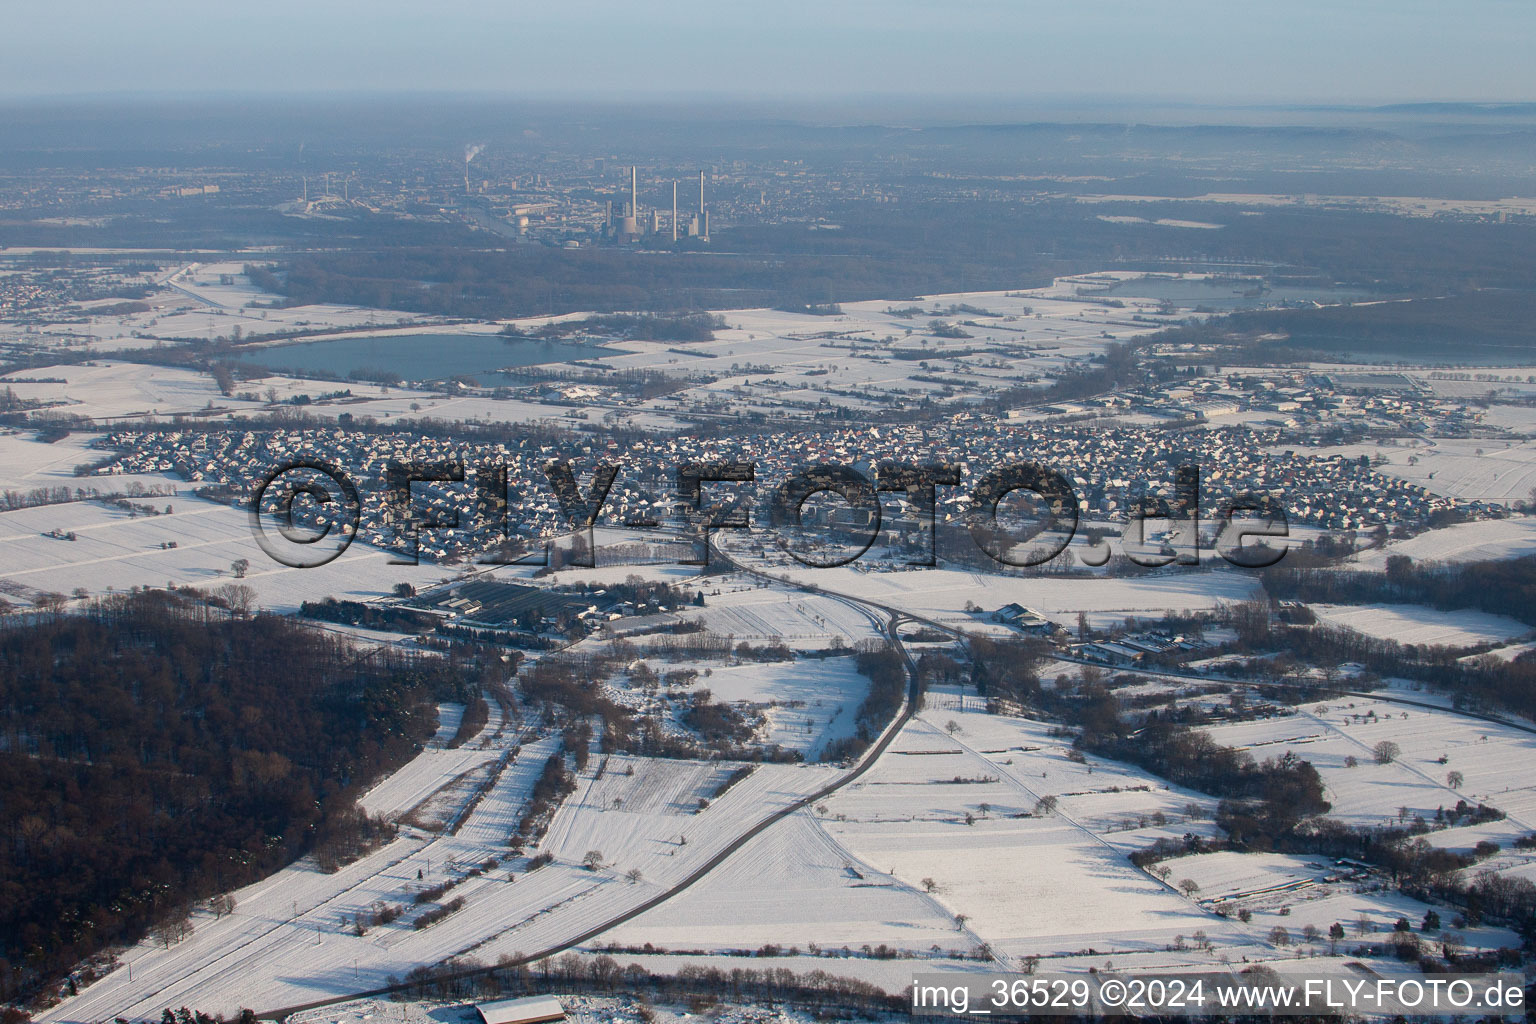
(599, 810, 961, 953)
(0, 260, 428, 357)
(754, 560, 1261, 627)
(1171, 851, 1520, 954)
(6, 271, 1193, 437)
(2, 361, 383, 423)
(671, 657, 869, 758)
(822, 709, 1256, 964)
(679, 582, 882, 648)
(607, 286, 1163, 418)
(22, 264, 1536, 1017)
(0, 492, 439, 612)
(1309, 603, 1531, 648)
(1351, 517, 1536, 570)
(0, 429, 170, 493)
(1357, 440, 1536, 507)
(1205, 696, 1536, 827)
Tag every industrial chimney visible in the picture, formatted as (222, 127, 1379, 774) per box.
(618, 165, 640, 237)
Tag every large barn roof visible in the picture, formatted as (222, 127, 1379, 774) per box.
(475, 996, 566, 1024)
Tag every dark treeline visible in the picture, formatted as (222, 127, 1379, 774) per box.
(270, 245, 976, 320)
(0, 483, 169, 513)
(1145, 289, 1536, 364)
(0, 200, 486, 252)
(509, 755, 576, 853)
(821, 641, 908, 762)
(968, 635, 1052, 703)
(1244, 614, 1536, 724)
(1187, 290, 1536, 362)
(0, 591, 478, 1006)
(1220, 588, 1536, 722)
(1262, 553, 1536, 629)
(380, 950, 902, 1021)
(300, 597, 443, 633)
(447, 698, 490, 750)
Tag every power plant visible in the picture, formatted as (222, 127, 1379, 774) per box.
(616, 165, 640, 237)
(608, 166, 708, 242)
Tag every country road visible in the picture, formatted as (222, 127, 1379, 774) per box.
(259, 583, 923, 1019)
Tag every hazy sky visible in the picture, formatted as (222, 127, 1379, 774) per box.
(2, 0, 1532, 105)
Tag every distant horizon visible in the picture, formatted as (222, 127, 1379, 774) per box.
(5, 91, 1536, 109)
(3, 1, 1533, 108)
(3, 92, 1536, 135)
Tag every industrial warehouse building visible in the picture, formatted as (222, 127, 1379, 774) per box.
(474, 996, 567, 1024)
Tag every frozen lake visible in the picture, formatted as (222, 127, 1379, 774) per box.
(240, 332, 616, 384)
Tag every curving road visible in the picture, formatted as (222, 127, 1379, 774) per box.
(259, 600, 921, 1019)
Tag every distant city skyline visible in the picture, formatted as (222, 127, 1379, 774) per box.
(1, 0, 1532, 105)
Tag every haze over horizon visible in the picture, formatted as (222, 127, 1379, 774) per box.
(2, 0, 1533, 106)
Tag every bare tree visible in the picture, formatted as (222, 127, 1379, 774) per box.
(150, 911, 194, 948)
(1178, 878, 1200, 898)
(214, 583, 256, 617)
(1373, 740, 1401, 764)
(1447, 770, 1465, 789)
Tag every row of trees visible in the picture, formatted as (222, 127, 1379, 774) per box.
(1263, 552, 1536, 631)
(381, 951, 901, 1017)
(821, 641, 908, 762)
(1228, 595, 1536, 723)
